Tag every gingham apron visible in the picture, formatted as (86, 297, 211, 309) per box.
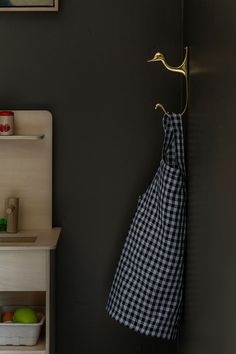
(106, 113, 186, 340)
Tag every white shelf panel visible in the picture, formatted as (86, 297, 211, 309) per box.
(0, 135, 44, 140)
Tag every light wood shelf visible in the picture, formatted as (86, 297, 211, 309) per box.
(0, 135, 44, 140)
(0, 228, 61, 250)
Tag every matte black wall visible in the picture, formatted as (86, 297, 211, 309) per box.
(0, 1, 182, 353)
(180, 1, 236, 353)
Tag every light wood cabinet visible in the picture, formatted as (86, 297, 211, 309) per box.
(0, 111, 61, 354)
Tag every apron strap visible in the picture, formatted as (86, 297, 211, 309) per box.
(162, 113, 185, 175)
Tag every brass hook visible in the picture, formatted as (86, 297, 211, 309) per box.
(147, 46, 189, 115)
(155, 103, 168, 115)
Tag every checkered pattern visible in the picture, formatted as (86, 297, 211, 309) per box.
(106, 113, 186, 340)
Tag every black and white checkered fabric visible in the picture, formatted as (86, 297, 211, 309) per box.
(106, 113, 186, 340)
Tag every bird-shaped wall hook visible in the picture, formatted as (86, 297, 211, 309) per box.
(147, 46, 189, 115)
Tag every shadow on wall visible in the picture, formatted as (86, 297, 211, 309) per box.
(0, 0, 11, 4)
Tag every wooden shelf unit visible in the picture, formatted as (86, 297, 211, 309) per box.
(0, 111, 61, 354)
(0, 227, 60, 353)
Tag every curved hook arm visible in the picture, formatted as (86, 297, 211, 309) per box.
(155, 103, 168, 115)
(147, 47, 189, 115)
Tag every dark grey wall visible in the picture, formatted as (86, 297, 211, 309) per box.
(0, 1, 182, 353)
(180, 1, 236, 353)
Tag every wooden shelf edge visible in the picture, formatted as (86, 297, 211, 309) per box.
(0, 227, 61, 250)
(0, 135, 44, 140)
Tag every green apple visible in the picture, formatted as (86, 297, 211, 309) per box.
(13, 307, 38, 323)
